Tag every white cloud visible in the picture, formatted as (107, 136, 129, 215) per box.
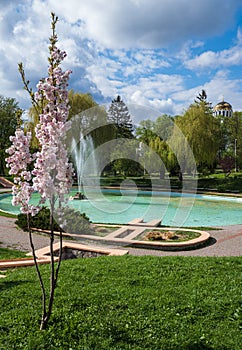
(0, 0, 242, 116)
(85, 49, 174, 105)
(203, 71, 242, 110)
(49, 0, 240, 49)
(119, 74, 185, 115)
(185, 46, 242, 70)
(185, 29, 242, 70)
(172, 70, 242, 111)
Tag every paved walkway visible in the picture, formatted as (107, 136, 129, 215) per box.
(128, 225, 242, 257)
(0, 216, 241, 257)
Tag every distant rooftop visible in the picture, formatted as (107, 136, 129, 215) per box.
(214, 99, 233, 111)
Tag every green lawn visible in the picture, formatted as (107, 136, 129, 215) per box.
(0, 247, 27, 260)
(0, 210, 17, 219)
(0, 255, 241, 349)
(100, 174, 242, 194)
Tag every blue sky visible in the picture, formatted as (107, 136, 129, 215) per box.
(1, 0, 242, 118)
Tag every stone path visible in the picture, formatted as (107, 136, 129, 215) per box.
(0, 216, 50, 252)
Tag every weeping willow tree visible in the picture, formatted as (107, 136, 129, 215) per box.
(68, 90, 97, 119)
(24, 105, 41, 149)
(174, 102, 220, 173)
(147, 137, 170, 178)
(24, 90, 98, 149)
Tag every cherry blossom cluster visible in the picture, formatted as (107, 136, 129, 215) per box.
(6, 130, 38, 215)
(32, 45, 73, 204)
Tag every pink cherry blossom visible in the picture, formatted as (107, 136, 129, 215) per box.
(6, 129, 38, 215)
(32, 40, 73, 207)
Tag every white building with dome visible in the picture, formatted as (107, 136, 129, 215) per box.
(213, 98, 233, 117)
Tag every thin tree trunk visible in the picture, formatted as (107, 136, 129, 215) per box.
(40, 201, 63, 330)
(27, 213, 47, 329)
(40, 200, 55, 330)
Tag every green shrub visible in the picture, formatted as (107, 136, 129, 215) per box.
(15, 206, 93, 234)
(144, 229, 200, 241)
(61, 207, 94, 234)
(145, 230, 179, 241)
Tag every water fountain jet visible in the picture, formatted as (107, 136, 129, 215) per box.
(71, 132, 97, 199)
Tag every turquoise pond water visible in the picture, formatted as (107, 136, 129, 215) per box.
(1, 189, 242, 227)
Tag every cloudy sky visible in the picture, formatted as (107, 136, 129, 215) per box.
(1, 0, 242, 117)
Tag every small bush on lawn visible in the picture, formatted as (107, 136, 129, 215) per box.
(15, 206, 94, 234)
(144, 230, 200, 241)
(146, 230, 179, 241)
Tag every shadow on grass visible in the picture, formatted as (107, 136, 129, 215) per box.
(0, 280, 28, 291)
(174, 343, 229, 350)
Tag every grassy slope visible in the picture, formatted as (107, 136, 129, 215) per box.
(0, 255, 241, 349)
(0, 210, 17, 218)
(0, 247, 27, 260)
(100, 173, 242, 194)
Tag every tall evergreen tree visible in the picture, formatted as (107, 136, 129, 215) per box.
(195, 89, 207, 103)
(107, 95, 134, 139)
(194, 89, 213, 114)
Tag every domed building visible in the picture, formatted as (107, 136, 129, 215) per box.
(214, 98, 233, 117)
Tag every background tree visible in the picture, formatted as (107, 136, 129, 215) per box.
(107, 95, 134, 139)
(136, 115, 177, 178)
(110, 139, 142, 176)
(219, 155, 235, 177)
(0, 95, 20, 175)
(217, 111, 242, 171)
(194, 89, 213, 113)
(175, 93, 220, 174)
(25, 90, 98, 149)
(147, 137, 170, 179)
(230, 111, 242, 171)
(168, 121, 195, 179)
(24, 105, 41, 150)
(153, 114, 174, 141)
(68, 90, 97, 119)
(136, 119, 156, 144)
